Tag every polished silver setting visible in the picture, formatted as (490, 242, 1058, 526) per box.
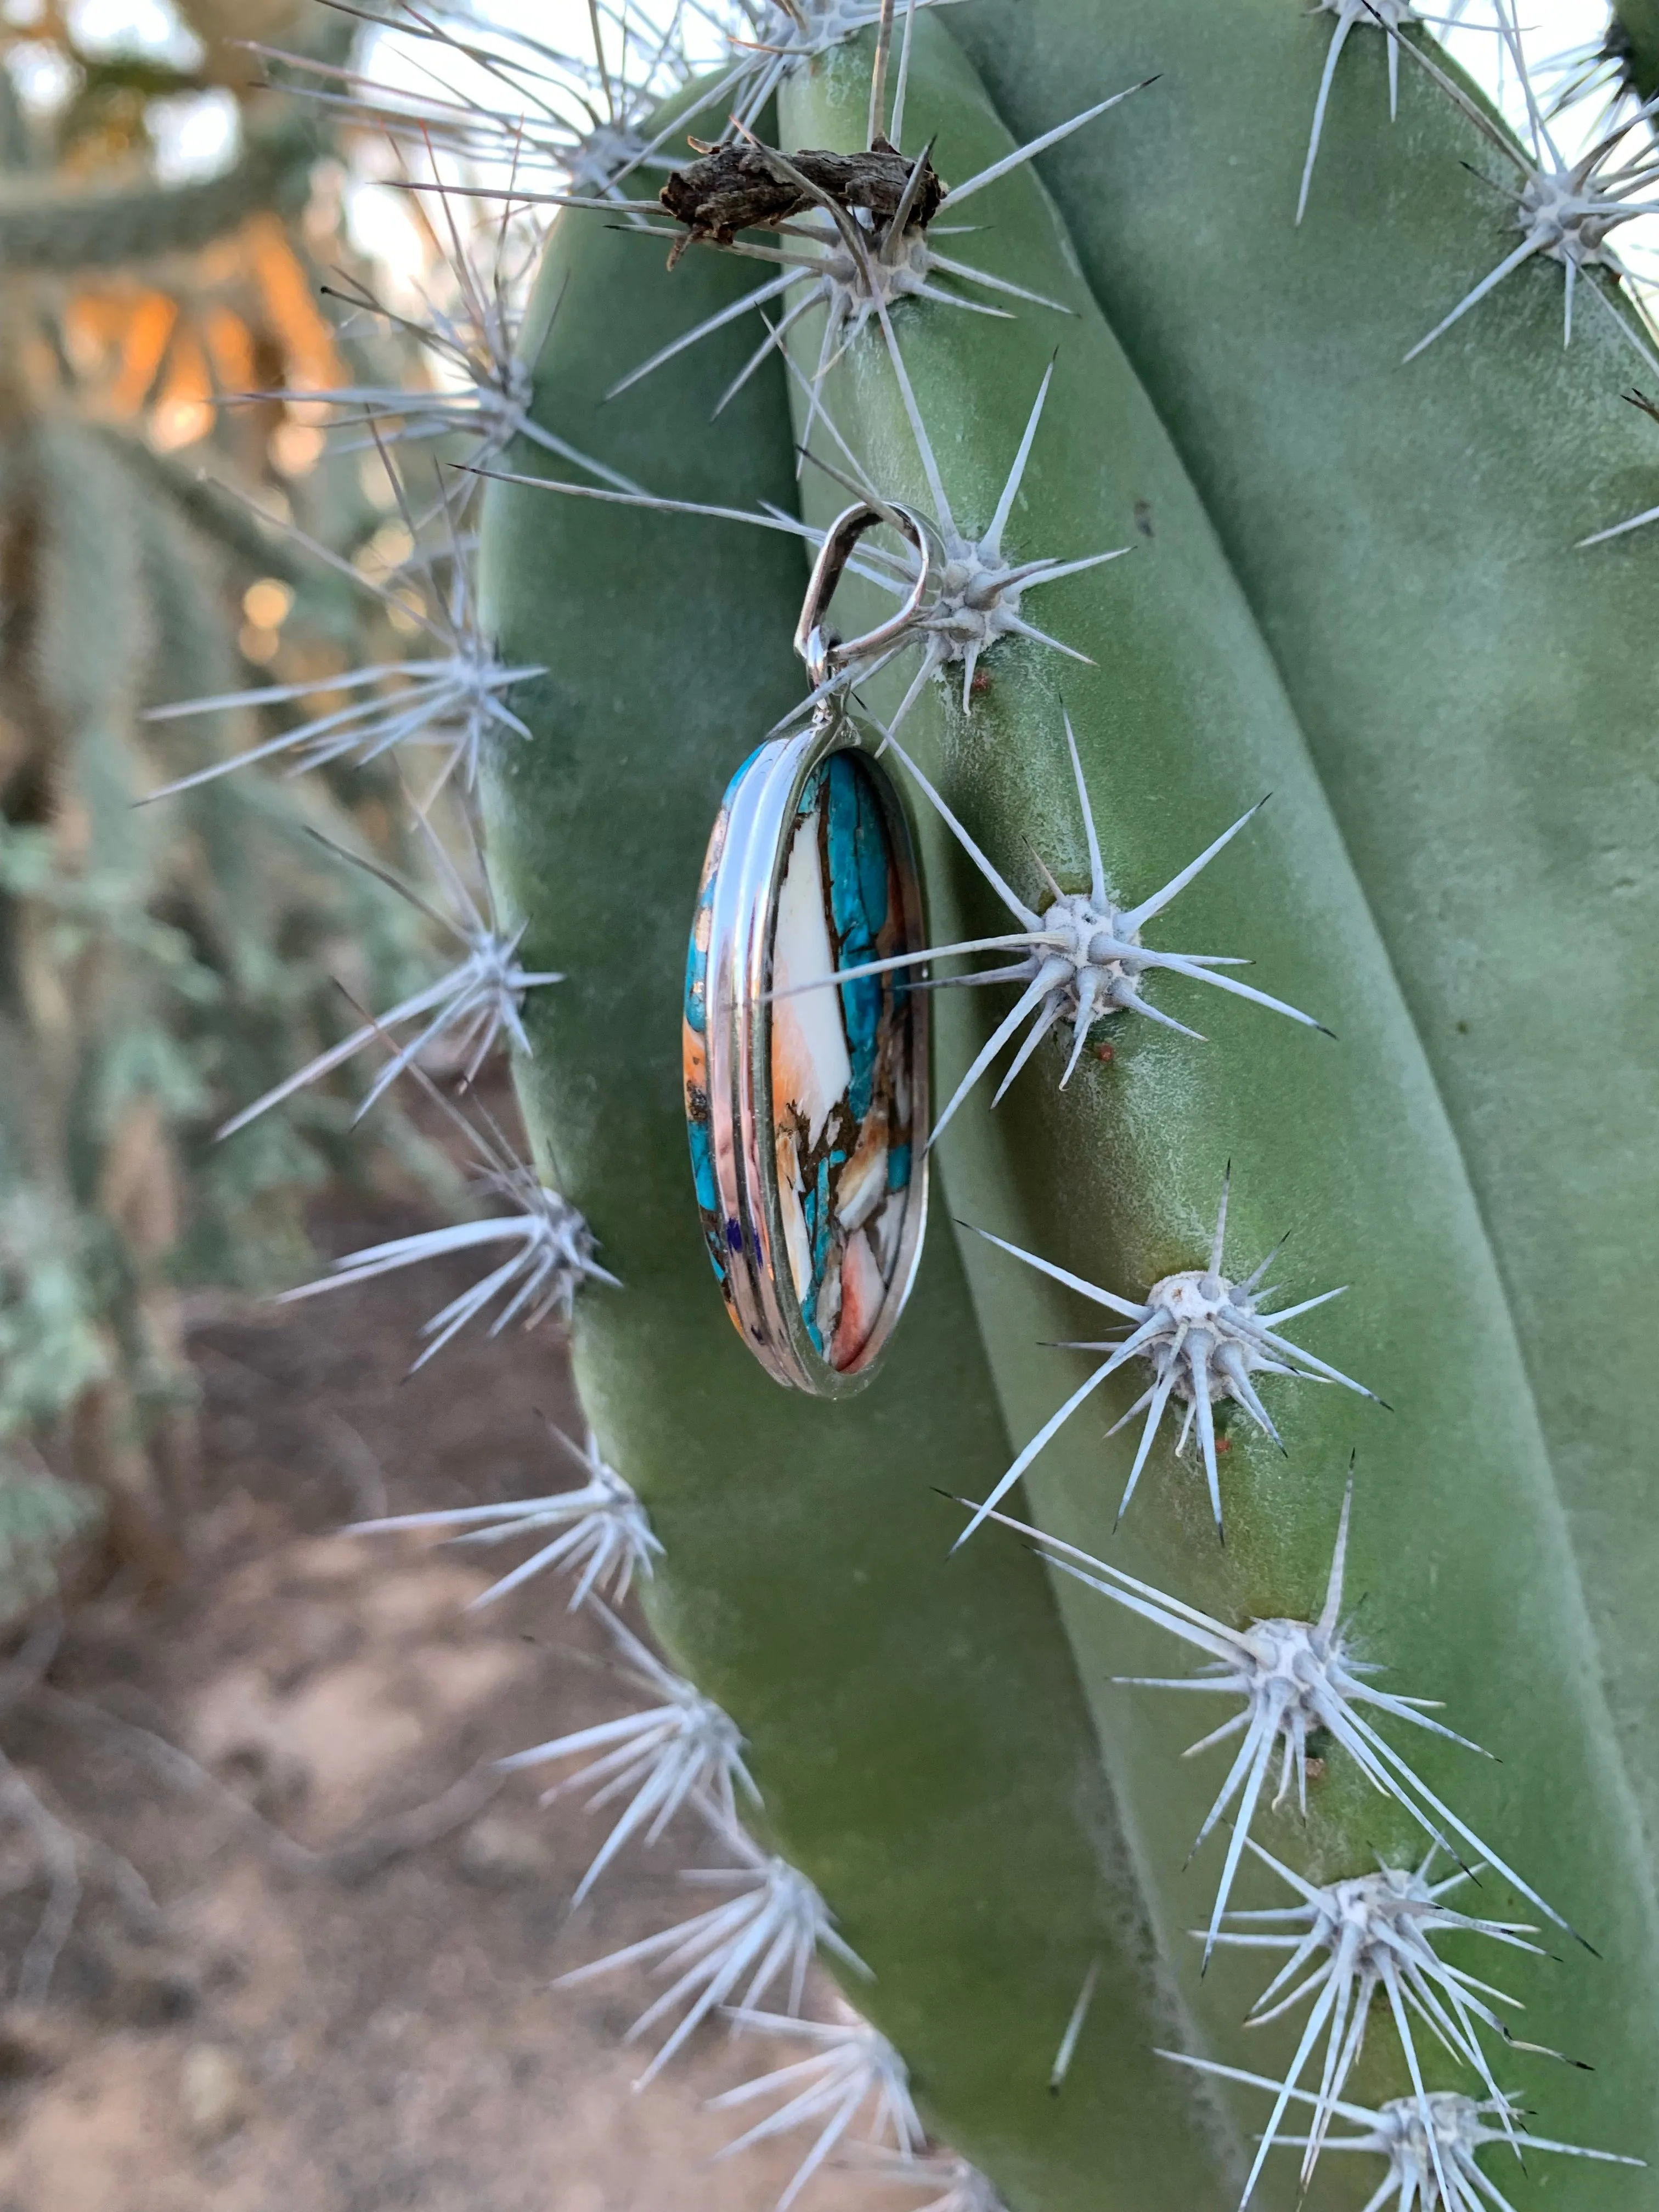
(687, 509, 932, 1396)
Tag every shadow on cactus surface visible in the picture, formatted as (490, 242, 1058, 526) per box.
(118, 0, 1659, 2206)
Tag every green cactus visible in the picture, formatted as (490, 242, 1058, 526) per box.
(0, 0, 352, 269)
(465, 7, 1659, 2205)
(0, 109, 318, 270)
(171, 0, 1659, 2203)
(1611, 0, 1659, 103)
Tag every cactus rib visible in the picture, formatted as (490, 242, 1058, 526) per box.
(946, 18, 1659, 2007)
(478, 103, 1227, 2203)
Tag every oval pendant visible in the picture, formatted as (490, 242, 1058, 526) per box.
(683, 716, 930, 1395)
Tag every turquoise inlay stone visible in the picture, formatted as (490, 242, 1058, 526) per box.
(826, 753, 885, 1125)
(688, 1111, 719, 1219)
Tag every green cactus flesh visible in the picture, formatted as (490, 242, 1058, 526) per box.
(477, 15, 1658, 2209)
(1612, 1, 1659, 103)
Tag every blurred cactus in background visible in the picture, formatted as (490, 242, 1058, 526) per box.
(0, 0, 455, 1607)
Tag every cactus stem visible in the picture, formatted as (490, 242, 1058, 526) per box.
(709, 2007, 926, 2211)
(961, 1482, 1580, 1956)
(1157, 2056, 1645, 2212)
(498, 1602, 759, 1905)
(1201, 1835, 1561, 2207)
(556, 1839, 870, 2089)
(217, 814, 561, 1141)
(959, 1166, 1379, 1545)
(343, 1423, 661, 1612)
(1386, 5, 1659, 368)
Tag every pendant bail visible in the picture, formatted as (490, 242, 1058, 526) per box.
(794, 500, 930, 695)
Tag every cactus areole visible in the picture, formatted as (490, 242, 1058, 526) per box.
(453, 2, 1659, 2206)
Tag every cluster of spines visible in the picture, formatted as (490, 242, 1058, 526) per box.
(145, 1, 1659, 2207)
(352, 1442, 932, 2202)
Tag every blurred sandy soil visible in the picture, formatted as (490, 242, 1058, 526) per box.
(0, 1190, 872, 2212)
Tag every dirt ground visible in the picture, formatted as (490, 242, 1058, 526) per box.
(0, 1188, 877, 2212)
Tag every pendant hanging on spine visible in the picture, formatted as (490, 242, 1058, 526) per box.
(683, 503, 932, 1394)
